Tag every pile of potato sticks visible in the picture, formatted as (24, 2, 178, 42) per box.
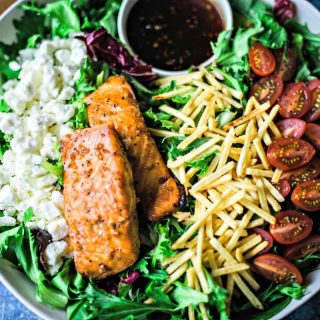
(148, 67, 286, 319)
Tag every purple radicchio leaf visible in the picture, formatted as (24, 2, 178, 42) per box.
(32, 228, 52, 270)
(77, 28, 156, 83)
(121, 271, 140, 285)
(274, 0, 297, 24)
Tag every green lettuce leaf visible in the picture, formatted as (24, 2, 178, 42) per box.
(0, 224, 68, 308)
(172, 284, 209, 308)
(144, 109, 179, 131)
(22, 0, 81, 38)
(186, 149, 219, 177)
(151, 220, 176, 267)
(68, 58, 98, 130)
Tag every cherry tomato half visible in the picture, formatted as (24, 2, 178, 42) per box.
(304, 123, 320, 151)
(279, 83, 312, 118)
(308, 80, 320, 92)
(267, 138, 316, 171)
(281, 158, 320, 187)
(304, 80, 320, 122)
(253, 253, 303, 284)
(274, 48, 297, 82)
(249, 228, 274, 255)
(250, 75, 283, 106)
(291, 179, 320, 212)
(249, 43, 276, 77)
(276, 118, 306, 139)
(269, 210, 313, 245)
(272, 179, 291, 197)
(284, 235, 320, 261)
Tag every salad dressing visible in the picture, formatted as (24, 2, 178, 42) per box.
(126, 0, 224, 71)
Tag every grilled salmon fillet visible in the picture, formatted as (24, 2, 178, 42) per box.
(62, 126, 140, 279)
(85, 76, 181, 221)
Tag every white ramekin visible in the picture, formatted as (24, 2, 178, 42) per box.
(117, 0, 233, 77)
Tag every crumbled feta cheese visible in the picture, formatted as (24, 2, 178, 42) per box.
(0, 113, 20, 134)
(55, 49, 71, 65)
(43, 101, 76, 123)
(58, 86, 75, 101)
(0, 216, 16, 227)
(40, 133, 59, 160)
(3, 91, 26, 115)
(51, 191, 64, 209)
(0, 185, 17, 209)
(10, 134, 38, 154)
(39, 201, 62, 221)
(47, 217, 69, 240)
(44, 240, 68, 275)
(36, 174, 58, 188)
(2, 80, 18, 91)
(0, 37, 87, 275)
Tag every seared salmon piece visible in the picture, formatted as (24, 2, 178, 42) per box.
(85, 76, 181, 221)
(62, 126, 139, 279)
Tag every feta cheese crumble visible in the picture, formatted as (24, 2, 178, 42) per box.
(0, 37, 87, 275)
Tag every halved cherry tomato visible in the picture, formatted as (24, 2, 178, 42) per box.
(308, 80, 320, 92)
(279, 83, 312, 118)
(291, 179, 320, 212)
(272, 179, 291, 197)
(281, 158, 320, 187)
(304, 80, 320, 122)
(250, 75, 283, 106)
(249, 43, 276, 77)
(274, 48, 297, 82)
(253, 253, 303, 284)
(269, 210, 313, 245)
(304, 123, 320, 151)
(267, 138, 316, 171)
(276, 118, 306, 139)
(284, 235, 320, 260)
(249, 228, 273, 255)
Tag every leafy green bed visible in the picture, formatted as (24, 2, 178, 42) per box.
(0, 1, 320, 320)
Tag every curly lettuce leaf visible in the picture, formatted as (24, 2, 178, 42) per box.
(22, 0, 81, 38)
(186, 150, 219, 177)
(232, 281, 305, 319)
(0, 224, 68, 308)
(68, 58, 98, 130)
(144, 109, 179, 131)
(151, 219, 176, 268)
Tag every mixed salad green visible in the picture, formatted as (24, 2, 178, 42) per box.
(0, 0, 320, 319)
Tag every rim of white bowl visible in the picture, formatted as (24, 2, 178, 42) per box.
(117, 0, 234, 77)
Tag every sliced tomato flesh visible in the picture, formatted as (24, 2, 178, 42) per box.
(267, 138, 316, 171)
(272, 179, 291, 197)
(250, 75, 283, 106)
(304, 123, 320, 151)
(304, 87, 320, 122)
(269, 210, 313, 245)
(284, 235, 320, 260)
(291, 179, 320, 212)
(276, 118, 306, 139)
(249, 43, 276, 77)
(281, 158, 320, 187)
(253, 253, 303, 284)
(279, 82, 312, 118)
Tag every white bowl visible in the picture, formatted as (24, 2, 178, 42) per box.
(117, 0, 233, 77)
(1, 1, 320, 320)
